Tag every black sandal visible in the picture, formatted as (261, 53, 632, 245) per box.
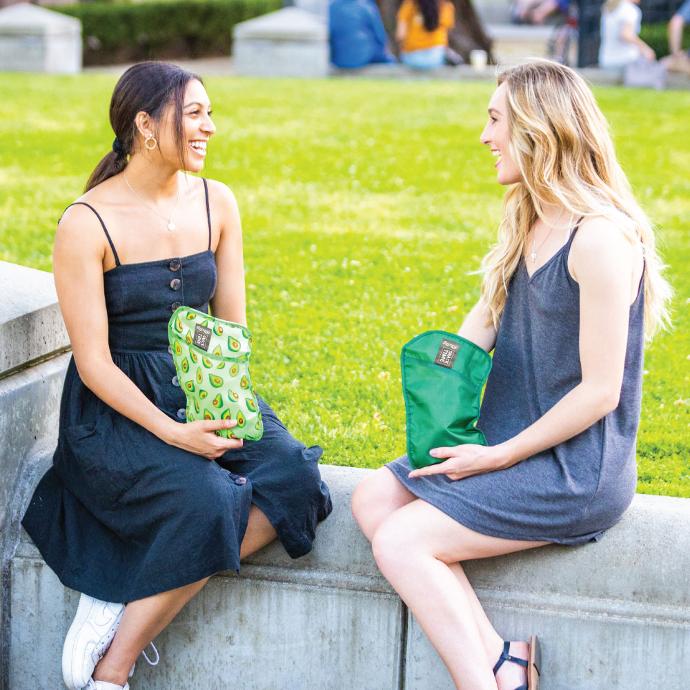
(493, 636, 540, 690)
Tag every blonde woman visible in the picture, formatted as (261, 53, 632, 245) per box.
(352, 60, 671, 690)
(599, 0, 655, 70)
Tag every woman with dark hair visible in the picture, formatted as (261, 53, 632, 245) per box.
(21, 61, 332, 690)
(396, 0, 456, 69)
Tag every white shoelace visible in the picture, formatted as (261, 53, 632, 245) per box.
(141, 641, 160, 666)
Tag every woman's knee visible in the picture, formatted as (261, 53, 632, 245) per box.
(351, 472, 392, 537)
(350, 477, 375, 527)
(352, 468, 416, 540)
(371, 517, 417, 573)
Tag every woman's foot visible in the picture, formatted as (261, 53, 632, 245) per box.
(62, 594, 125, 690)
(85, 681, 130, 690)
(494, 640, 529, 690)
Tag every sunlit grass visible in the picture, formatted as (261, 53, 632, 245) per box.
(1, 74, 688, 496)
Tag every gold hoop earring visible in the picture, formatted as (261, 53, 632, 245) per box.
(144, 135, 157, 151)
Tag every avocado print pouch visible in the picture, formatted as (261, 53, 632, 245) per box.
(168, 306, 263, 441)
(401, 331, 492, 469)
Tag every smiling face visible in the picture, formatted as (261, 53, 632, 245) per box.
(479, 82, 522, 186)
(142, 78, 216, 173)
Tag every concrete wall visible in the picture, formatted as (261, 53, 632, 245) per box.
(2, 259, 690, 690)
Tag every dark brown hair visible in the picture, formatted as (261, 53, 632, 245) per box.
(85, 61, 202, 191)
(414, 0, 441, 32)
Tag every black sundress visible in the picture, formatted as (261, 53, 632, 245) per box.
(22, 179, 332, 602)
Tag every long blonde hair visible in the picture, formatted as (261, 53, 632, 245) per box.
(479, 60, 672, 340)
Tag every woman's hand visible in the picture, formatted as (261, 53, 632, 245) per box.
(408, 444, 509, 480)
(641, 45, 656, 62)
(167, 419, 244, 460)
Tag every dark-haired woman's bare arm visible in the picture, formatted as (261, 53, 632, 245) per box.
(53, 205, 241, 459)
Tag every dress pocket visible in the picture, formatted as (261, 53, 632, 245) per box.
(56, 413, 135, 508)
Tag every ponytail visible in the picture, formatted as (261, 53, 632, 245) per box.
(85, 144, 128, 192)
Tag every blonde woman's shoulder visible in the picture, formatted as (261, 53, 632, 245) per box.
(569, 214, 642, 285)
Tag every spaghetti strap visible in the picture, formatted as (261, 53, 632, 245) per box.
(202, 178, 212, 251)
(564, 215, 585, 254)
(62, 202, 122, 267)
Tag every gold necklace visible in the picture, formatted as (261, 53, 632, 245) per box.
(123, 171, 181, 232)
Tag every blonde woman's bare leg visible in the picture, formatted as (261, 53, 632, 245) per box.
(369, 497, 546, 690)
(353, 467, 531, 684)
(93, 505, 276, 685)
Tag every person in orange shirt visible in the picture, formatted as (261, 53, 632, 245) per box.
(396, 0, 456, 69)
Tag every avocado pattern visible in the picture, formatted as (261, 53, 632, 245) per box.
(167, 305, 263, 441)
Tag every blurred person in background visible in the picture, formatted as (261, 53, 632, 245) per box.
(329, 0, 396, 68)
(511, 0, 570, 25)
(665, 0, 690, 73)
(598, 0, 655, 71)
(396, 0, 457, 69)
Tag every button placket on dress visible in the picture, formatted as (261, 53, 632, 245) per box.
(170, 258, 185, 419)
(169, 258, 181, 312)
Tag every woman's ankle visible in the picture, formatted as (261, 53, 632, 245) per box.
(507, 639, 529, 657)
(494, 640, 529, 690)
(93, 656, 131, 686)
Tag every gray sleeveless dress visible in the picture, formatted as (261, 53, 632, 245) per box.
(387, 227, 644, 544)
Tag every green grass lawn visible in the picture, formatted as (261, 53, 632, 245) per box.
(1, 74, 688, 496)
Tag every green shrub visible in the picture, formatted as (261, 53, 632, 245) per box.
(640, 22, 690, 58)
(49, 0, 282, 65)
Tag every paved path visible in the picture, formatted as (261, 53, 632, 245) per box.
(85, 56, 690, 90)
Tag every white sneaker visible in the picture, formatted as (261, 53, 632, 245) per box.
(62, 594, 125, 690)
(83, 681, 130, 690)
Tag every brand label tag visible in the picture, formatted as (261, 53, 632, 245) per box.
(434, 339, 460, 369)
(193, 324, 212, 351)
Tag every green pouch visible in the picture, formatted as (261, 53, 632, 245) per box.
(401, 331, 492, 469)
(167, 306, 263, 441)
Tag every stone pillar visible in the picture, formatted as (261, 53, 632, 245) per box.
(233, 7, 329, 78)
(0, 3, 81, 74)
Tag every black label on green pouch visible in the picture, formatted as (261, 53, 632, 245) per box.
(193, 324, 212, 351)
(434, 339, 459, 368)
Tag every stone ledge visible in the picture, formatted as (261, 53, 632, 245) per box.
(485, 23, 554, 41)
(8, 464, 690, 689)
(0, 261, 69, 379)
(0, 354, 69, 534)
(330, 63, 690, 90)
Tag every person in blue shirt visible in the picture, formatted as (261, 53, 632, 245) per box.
(329, 0, 396, 68)
(666, 0, 690, 74)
